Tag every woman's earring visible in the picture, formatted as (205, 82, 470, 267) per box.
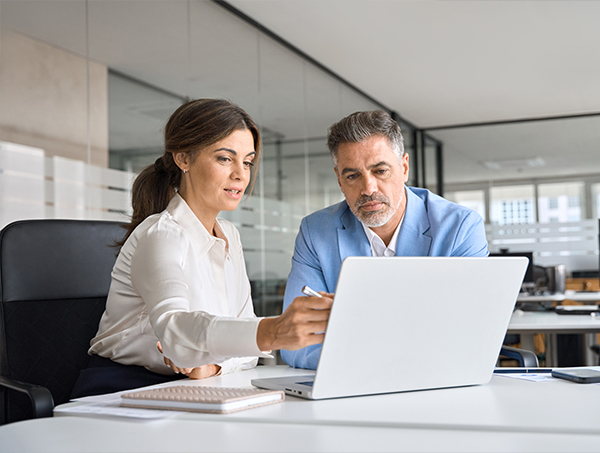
(182, 169, 187, 174)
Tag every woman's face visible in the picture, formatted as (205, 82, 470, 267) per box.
(176, 129, 256, 222)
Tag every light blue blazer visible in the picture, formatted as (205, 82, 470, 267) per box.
(281, 187, 489, 370)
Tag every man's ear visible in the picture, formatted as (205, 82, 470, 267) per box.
(401, 153, 410, 183)
(173, 152, 189, 171)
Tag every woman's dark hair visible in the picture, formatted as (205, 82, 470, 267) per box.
(118, 99, 261, 245)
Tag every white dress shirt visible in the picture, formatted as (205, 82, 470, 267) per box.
(361, 215, 404, 257)
(90, 193, 270, 376)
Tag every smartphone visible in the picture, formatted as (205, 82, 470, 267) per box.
(551, 368, 600, 384)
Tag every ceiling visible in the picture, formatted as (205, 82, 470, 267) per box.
(2, 0, 600, 185)
(228, 0, 600, 185)
(229, 0, 600, 128)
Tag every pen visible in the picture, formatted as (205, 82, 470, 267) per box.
(493, 368, 553, 374)
(302, 285, 323, 298)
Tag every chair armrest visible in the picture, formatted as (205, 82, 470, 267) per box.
(500, 345, 539, 367)
(0, 375, 54, 420)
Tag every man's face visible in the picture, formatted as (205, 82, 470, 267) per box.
(334, 135, 409, 228)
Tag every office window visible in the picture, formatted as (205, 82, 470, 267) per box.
(568, 196, 579, 208)
(501, 200, 532, 225)
(538, 182, 583, 223)
(490, 185, 535, 225)
(592, 183, 600, 219)
(445, 190, 485, 221)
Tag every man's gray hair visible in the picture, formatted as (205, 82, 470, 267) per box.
(327, 110, 404, 166)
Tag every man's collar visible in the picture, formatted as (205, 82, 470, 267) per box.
(361, 215, 404, 255)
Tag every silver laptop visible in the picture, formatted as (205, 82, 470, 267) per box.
(252, 256, 528, 400)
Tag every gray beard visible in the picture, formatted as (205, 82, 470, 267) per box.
(351, 194, 402, 228)
(357, 209, 396, 228)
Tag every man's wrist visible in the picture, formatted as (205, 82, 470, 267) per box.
(257, 317, 275, 351)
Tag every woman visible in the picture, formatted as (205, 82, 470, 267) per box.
(72, 99, 332, 397)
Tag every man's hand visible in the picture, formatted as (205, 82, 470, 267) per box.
(256, 292, 333, 351)
(157, 342, 221, 379)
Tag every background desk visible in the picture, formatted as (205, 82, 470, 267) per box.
(508, 310, 600, 365)
(2, 366, 600, 452)
(514, 291, 600, 366)
(517, 290, 600, 304)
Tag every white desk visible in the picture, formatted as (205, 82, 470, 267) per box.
(509, 310, 600, 334)
(5, 415, 600, 453)
(2, 366, 600, 452)
(2, 414, 600, 453)
(508, 310, 600, 366)
(517, 290, 600, 304)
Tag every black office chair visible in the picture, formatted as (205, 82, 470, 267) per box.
(499, 333, 539, 367)
(591, 344, 600, 366)
(500, 345, 538, 367)
(0, 219, 123, 424)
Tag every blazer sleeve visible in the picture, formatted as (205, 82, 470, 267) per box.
(281, 217, 327, 370)
(451, 210, 489, 257)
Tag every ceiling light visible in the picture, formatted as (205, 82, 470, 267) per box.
(481, 157, 545, 170)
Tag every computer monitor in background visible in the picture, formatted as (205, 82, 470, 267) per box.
(489, 250, 534, 285)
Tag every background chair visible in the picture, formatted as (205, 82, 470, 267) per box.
(499, 333, 540, 368)
(500, 345, 539, 367)
(0, 219, 123, 424)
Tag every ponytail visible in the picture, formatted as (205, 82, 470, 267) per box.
(117, 154, 181, 246)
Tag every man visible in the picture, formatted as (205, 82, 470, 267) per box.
(281, 110, 489, 370)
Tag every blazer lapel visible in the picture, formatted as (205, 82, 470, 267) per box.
(338, 206, 371, 261)
(396, 188, 433, 256)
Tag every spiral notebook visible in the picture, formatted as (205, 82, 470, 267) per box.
(121, 386, 284, 414)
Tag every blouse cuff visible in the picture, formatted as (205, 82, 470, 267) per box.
(217, 357, 258, 376)
(207, 317, 273, 359)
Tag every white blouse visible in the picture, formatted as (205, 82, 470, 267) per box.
(89, 193, 270, 376)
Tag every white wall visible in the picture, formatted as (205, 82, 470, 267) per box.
(0, 29, 108, 167)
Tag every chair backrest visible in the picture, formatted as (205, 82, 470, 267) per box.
(0, 219, 123, 421)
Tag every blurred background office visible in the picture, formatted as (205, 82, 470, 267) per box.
(1, 1, 599, 328)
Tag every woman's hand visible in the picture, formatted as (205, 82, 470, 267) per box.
(157, 342, 221, 379)
(256, 292, 333, 351)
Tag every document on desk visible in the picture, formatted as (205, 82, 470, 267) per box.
(497, 373, 555, 382)
(55, 389, 177, 419)
(494, 369, 555, 382)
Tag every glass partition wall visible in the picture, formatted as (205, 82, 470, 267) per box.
(0, 1, 421, 321)
(3, 1, 599, 353)
(440, 115, 600, 275)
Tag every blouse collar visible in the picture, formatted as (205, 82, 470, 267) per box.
(166, 193, 229, 256)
